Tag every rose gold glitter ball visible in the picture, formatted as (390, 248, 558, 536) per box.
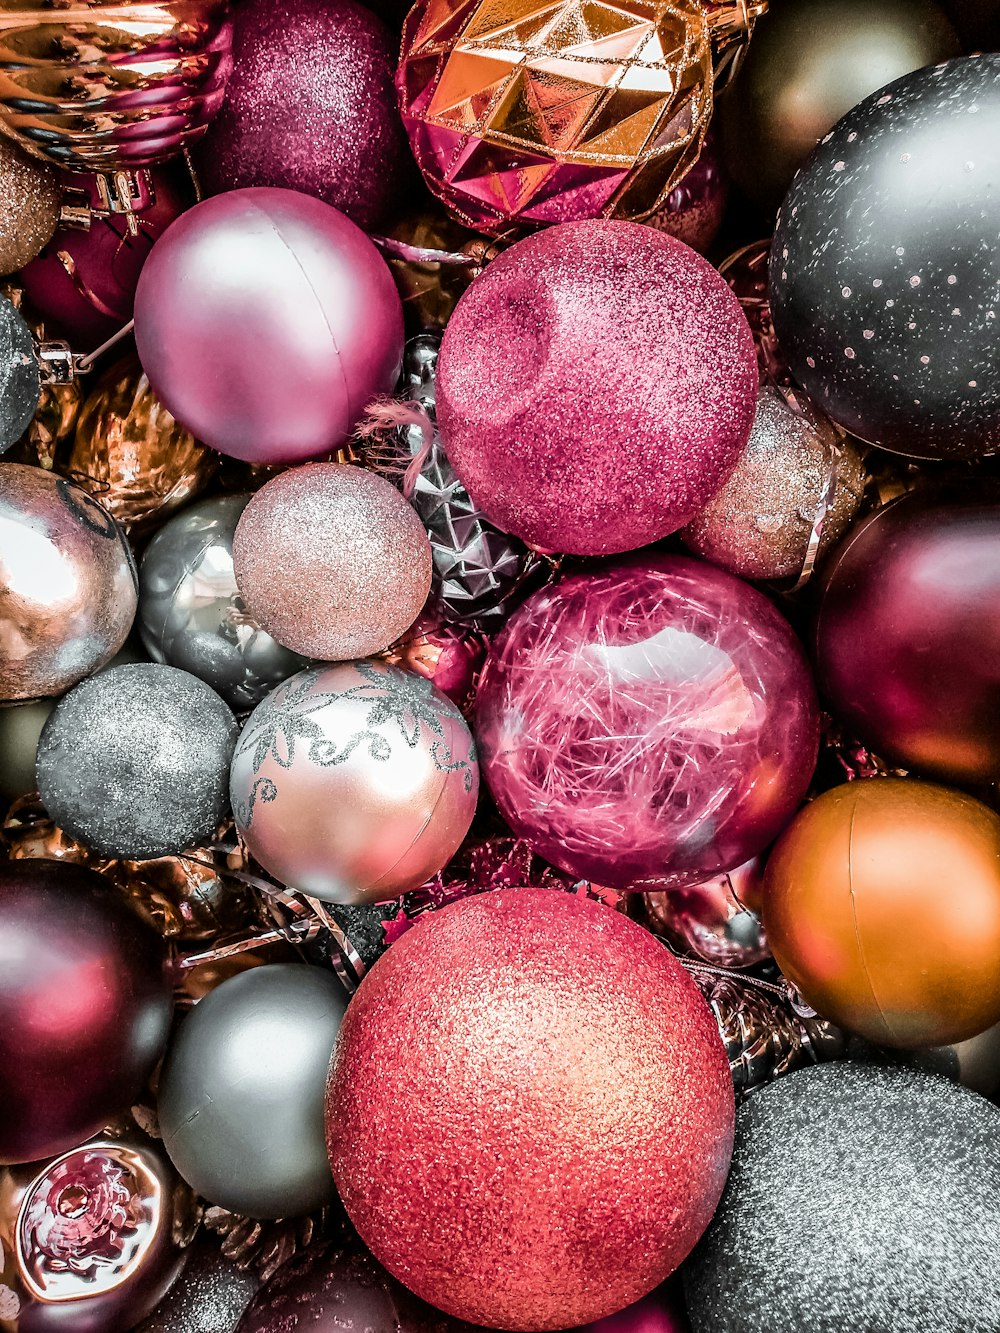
(0, 137, 60, 276)
(232, 463, 433, 660)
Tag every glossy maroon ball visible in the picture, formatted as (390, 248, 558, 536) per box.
(475, 555, 819, 891)
(0, 859, 173, 1164)
(815, 486, 1000, 784)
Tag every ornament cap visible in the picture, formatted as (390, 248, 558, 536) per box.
(704, 0, 768, 90)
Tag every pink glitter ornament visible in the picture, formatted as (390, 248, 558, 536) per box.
(134, 188, 403, 465)
(437, 221, 757, 556)
(192, 0, 412, 231)
(476, 555, 819, 890)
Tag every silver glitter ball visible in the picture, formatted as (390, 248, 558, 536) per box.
(684, 1061, 1000, 1332)
(136, 1239, 260, 1333)
(36, 662, 238, 858)
(139, 494, 308, 711)
(0, 295, 40, 453)
(159, 964, 346, 1220)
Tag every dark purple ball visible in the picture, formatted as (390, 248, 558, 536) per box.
(192, 0, 413, 231)
(815, 486, 1000, 785)
(0, 859, 173, 1163)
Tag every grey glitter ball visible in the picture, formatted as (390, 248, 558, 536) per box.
(683, 1062, 1000, 1333)
(136, 1239, 260, 1333)
(0, 294, 41, 453)
(36, 662, 238, 859)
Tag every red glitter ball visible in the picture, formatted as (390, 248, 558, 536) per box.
(326, 889, 734, 1331)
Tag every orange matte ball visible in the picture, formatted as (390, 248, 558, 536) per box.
(763, 778, 1000, 1049)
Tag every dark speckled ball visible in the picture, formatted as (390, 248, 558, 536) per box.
(683, 1062, 1000, 1333)
(770, 55, 1000, 459)
(36, 663, 238, 859)
(191, 0, 412, 231)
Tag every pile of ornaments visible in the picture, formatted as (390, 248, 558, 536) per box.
(0, 0, 999, 1330)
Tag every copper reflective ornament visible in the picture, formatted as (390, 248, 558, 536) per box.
(231, 661, 479, 904)
(764, 780, 1000, 1050)
(384, 209, 480, 331)
(0, 465, 137, 702)
(382, 616, 488, 719)
(0, 1129, 197, 1332)
(642, 858, 769, 967)
(0, 2, 233, 173)
(0, 282, 84, 470)
(69, 355, 216, 536)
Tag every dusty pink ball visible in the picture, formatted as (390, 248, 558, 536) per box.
(436, 220, 758, 556)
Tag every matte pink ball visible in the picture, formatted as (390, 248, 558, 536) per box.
(436, 220, 758, 556)
(192, 0, 412, 231)
(134, 187, 404, 464)
(232, 464, 433, 660)
(326, 889, 734, 1331)
(475, 555, 819, 890)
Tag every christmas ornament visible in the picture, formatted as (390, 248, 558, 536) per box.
(719, 0, 960, 212)
(68, 354, 216, 535)
(139, 494, 308, 712)
(693, 970, 845, 1103)
(0, 858, 173, 1163)
(0, 1128, 198, 1333)
(764, 779, 1000, 1049)
(770, 55, 1000, 458)
(230, 661, 478, 903)
(21, 167, 188, 351)
(367, 333, 540, 626)
(684, 1063, 1000, 1333)
(583, 1286, 691, 1333)
(475, 555, 819, 890)
(911, 1020, 1000, 1103)
(438, 221, 758, 555)
(396, 0, 757, 235)
(36, 663, 238, 860)
(643, 132, 728, 255)
(327, 890, 734, 1331)
(192, 0, 411, 232)
(680, 385, 867, 582)
(0, 0, 233, 172)
(0, 296, 42, 455)
(382, 616, 488, 719)
(0, 699, 56, 800)
(382, 209, 480, 330)
(232, 464, 432, 660)
(642, 859, 769, 967)
(159, 965, 346, 1218)
(0, 280, 84, 468)
(0, 464, 137, 702)
(134, 188, 404, 465)
(719, 239, 786, 384)
(816, 487, 1000, 784)
(135, 1238, 260, 1333)
(0, 135, 59, 275)
(201, 1206, 342, 1285)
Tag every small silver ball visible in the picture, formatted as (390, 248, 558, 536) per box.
(36, 662, 237, 858)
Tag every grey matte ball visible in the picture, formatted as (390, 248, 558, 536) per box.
(683, 1062, 1000, 1333)
(158, 965, 347, 1219)
(139, 494, 307, 712)
(36, 662, 238, 858)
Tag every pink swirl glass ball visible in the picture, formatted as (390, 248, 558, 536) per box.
(436, 220, 758, 556)
(134, 188, 403, 465)
(475, 556, 819, 890)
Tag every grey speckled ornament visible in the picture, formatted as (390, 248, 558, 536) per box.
(139, 494, 308, 711)
(137, 1239, 260, 1333)
(683, 1062, 1000, 1333)
(35, 662, 238, 858)
(770, 55, 1000, 459)
(0, 294, 40, 453)
(159, 965, 346, 1219)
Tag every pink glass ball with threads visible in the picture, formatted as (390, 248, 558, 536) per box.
(437, 220, 757, 556)
(134, 187, 404, 465)
(476, 555, 819, 891)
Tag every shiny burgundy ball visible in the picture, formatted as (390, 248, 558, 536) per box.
(327, 889, 734, 1331)
(815, 486, 1000, 784)
(192, 0, 411, 230)
(0, 859, 173, 1164)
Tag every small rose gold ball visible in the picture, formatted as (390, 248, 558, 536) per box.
(232, 463, 432, 660)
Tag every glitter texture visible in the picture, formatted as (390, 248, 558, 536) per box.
(193, 0, 412, 231)
(475, 555, 820, 890)
(135, 1239, 259, 1333)
(681, 385, 867, 581)
(437, 220, 758, 556)
(36, 663, 238, 860)
(0, 298, 40, 455)
(0, 135, 59, 275)
(327, 889, 735, 1331)
(232, 464, 433, 660)
(770, 55, 1000, 458)
(396, 0, 713, 235)
(684, 1062, 1000, 1333)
